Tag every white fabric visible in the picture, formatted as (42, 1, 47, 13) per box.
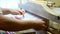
(4, 14, 23, 20)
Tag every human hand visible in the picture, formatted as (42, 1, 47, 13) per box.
(11, 9, 25, 15)
(33, 20, 47, 31)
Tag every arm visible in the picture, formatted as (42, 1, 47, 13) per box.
(2, 8, 11, 15)
(0, 14, 46, 31)
(2, 8, 24, 15)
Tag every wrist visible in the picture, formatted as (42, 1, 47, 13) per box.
(9, 9, 13, 14)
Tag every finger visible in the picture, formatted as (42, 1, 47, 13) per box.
(34, 24, 47, 30)
(19, 10, 25, 15)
